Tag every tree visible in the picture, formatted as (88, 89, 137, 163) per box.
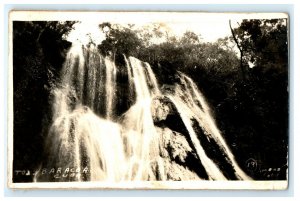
(14, 21, 76, 68)
(98, 22, 143, 60)
(229, 20, 247, 80)
(231, 19, 288, 73)
(223, 19, 289, 179)
(179, 31, 200, 45)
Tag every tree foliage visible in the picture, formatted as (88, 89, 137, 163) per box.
(232, 19, 288, 72)
(224, 19, 289, 179)
(98, 22, 143, 59)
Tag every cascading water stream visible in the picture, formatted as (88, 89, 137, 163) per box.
(174, 73, 251, 180)
(34, 42, 251, 182)
(103, 58, 117, 119)
(121, 56, 165, 180)
(166, 72, 251, 180)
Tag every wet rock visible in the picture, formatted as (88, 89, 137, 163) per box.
(155, 127, 201, 180)
(158, 127, 192, 163)
(164, 159, 200, 180)
(151, 96, 172, 123)
(151, 96, 189, 136)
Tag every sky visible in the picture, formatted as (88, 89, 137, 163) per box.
(66, 17, 238, 44)
(51, 12, 288, 45)
(66, 16, 239, 45)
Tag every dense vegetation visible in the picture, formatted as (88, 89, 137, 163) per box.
(13, 19, 288, 181)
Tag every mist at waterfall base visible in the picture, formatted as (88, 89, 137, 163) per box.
(33, 42, 252, 182)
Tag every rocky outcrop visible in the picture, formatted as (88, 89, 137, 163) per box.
(151, 96, 188, 135)
(151, 95, 211, 180)
(156, 127, 201, 180)
(151, 96, 173, 123)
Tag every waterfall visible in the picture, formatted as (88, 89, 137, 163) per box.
(167, 73, 251, 180)
(121, 56, 164, 180)
(34, 43, 251, 182)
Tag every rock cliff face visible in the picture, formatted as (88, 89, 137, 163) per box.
(13, 22, 73, 182)
(151, 96, 172, 123)
(150, 94, 249, 180)
(151, 96, 207, 180)
(156, 127, 200, 180)
(151, 96, 187, 135)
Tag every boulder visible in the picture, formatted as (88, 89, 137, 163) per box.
(151, 95, 190, 137)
